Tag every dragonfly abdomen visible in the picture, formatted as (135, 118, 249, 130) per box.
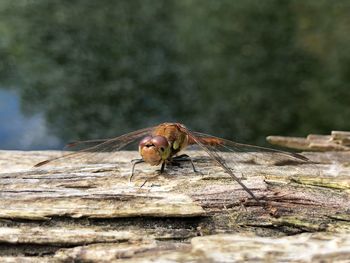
(188, 137, 223, 146)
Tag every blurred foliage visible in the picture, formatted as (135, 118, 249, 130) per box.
(0, 0, 350, 144)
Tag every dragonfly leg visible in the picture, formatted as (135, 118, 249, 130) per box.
(160, 162, 166, 173)
(171, 154, 198, 173)
(139, 179, 148, 188)
(129, 159, 145, 182)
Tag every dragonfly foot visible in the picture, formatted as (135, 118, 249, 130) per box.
(139, 179, 148, 188)
(129, 159, 144, 182)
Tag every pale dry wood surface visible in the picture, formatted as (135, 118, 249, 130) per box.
(267, 130, 350, 151)
(0, 149, 350, 262)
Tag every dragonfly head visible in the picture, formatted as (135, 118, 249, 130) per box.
(139, 135, 170, 165)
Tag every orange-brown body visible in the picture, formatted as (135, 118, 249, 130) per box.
(152, 123, 189, 154)
(139, 123, 224, 166)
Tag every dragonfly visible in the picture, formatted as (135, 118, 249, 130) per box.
(34, 122, 314, 204)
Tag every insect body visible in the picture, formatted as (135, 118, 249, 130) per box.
(35, 123, 312, 204)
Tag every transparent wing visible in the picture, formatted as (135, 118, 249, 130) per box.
(64, 139, 111, 149)
(183, 129, 321, 203)
(34, 126, 155, 167)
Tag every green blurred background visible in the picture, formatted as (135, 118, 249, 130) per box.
(0, 0, 349, 149)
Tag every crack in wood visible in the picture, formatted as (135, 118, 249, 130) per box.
(0, 150, 350, 262)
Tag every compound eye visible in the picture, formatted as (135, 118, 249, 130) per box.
(151, 136, 168, 149)
(139, 136, 153, 148)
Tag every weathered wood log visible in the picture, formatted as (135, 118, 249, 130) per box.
(0, 150, 349, 262)
(267, 130, 350, 151)
(332, 131, 350, 145)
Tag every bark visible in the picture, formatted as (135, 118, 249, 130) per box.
(0, 149, 349, 262)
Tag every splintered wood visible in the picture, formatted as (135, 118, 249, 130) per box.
(267, 130, 350, 151)
(0, 149, 349, 262)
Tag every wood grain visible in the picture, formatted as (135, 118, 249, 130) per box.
(0, 150, 349, 262)
(267, 130, 350, 151)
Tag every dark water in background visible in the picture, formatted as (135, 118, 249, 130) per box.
(0, 89, 61, 150)
(0, 2, 349, 150)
